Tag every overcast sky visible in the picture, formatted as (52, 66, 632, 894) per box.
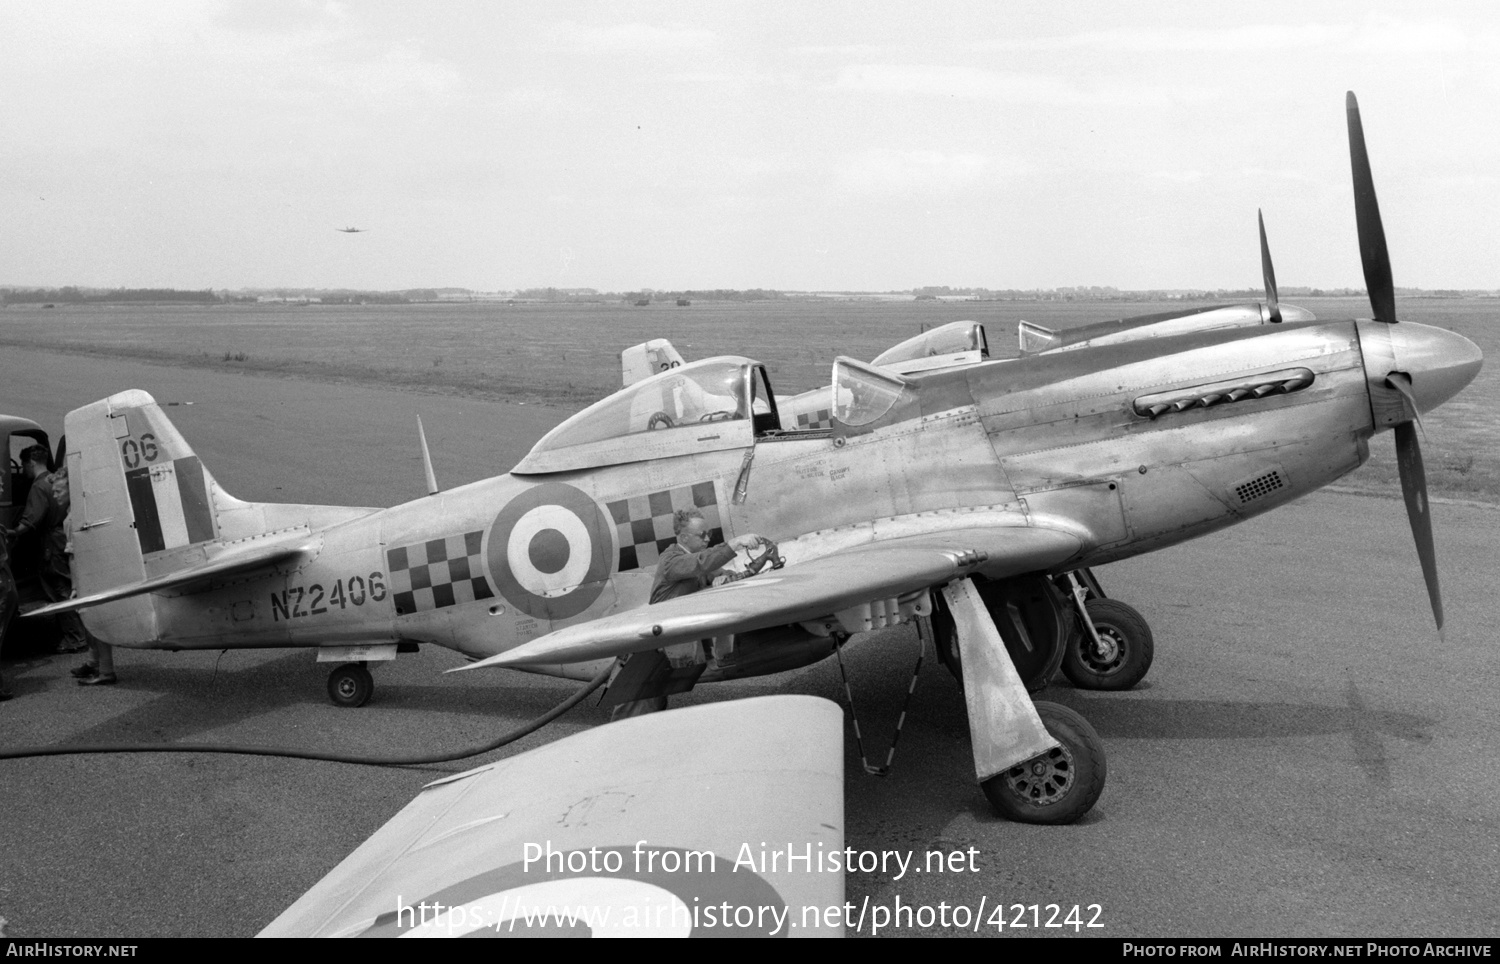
(3, 1, 1497, 292)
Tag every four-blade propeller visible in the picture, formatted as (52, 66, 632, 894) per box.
(1346, 91, 1444, 633)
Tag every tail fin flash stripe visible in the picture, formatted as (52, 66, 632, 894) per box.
(177, 456, 216, 544)
(125, 467, 166, 554)
(126, 456, 217, 555)
(150, 461, 191, 548)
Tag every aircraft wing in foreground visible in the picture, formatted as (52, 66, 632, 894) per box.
(260, 695, 845, 937)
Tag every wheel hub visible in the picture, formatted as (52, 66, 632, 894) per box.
(1003, 743, 1076, 807)
(1082, 627, 1124, 673)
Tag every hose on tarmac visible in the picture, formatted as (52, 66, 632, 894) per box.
(0, 664, 613, 767)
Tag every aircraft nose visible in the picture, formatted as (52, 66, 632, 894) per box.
(1279, 305, 1317, 323)
(1359, 320, 1483, 419)
(1389, 323, 1483, 414)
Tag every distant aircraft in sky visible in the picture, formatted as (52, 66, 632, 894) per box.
(337, 227, 366, 233)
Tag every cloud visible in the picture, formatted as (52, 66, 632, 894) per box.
(503, 86, 573, 111)
(838, 149, 1007, 195)
(832, 64, 1214, 107)
(664, 68, 804, 89)
(214, 0, 349, 34)
(315, 42, 460, 100)
(543, 20, 717, 52)
(1147, 170, 1207, 184)
(973, 16, 1492, 55)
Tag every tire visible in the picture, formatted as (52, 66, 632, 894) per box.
(1061, 598, 1154, 691)
(327, 663, 374, 708)
(981, 701, 1106, 824)
(930, 577, 1066, 694)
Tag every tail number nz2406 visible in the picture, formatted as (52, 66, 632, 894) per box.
(271, 573, 386, 621)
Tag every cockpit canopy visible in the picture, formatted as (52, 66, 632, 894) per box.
(831, 357, 909, 426)
(513, 357, 772, 474)
(870, 321, 988, 375)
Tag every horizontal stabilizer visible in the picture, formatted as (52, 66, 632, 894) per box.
(27, 539, 309, 617)
(459, 525, 1080, 670)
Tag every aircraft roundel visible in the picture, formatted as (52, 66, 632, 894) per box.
(487, 482, 613, 620)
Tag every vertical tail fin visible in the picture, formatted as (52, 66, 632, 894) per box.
(56, 390, 372, 645)
(620, 339, 686, 387)
(66, 390, 237, 642)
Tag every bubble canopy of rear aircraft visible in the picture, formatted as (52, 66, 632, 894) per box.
(512, 357, 759, 474)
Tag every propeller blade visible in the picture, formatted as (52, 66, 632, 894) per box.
(1259, 209, 1282, 323)
(1393, 421, 1443, 632)
(1384, 371, 1425, 436)
(1347, 92, 1398, 325)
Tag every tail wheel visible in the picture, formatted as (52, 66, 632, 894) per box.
(327, 662, 374, 708)
(981, 701, 1106, 824)
(1061, 598, 1154, 691)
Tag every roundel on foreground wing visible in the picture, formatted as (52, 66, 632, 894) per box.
(352, 846, 786, 937)
(487, 482, 613, 620)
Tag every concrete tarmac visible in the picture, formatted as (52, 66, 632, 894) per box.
(1, 349, 1496, 937)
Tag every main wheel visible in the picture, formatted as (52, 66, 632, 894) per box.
(1061, 598, 1154, 690)
(929, 577, 1067, 694)
(981, 701, 1106, 824)
(327, 662, 374, 708)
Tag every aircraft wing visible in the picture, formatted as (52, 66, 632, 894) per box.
(260, 695, 845, 937)
(462, 525, 1081, 670)
(26, 539, 310, 617)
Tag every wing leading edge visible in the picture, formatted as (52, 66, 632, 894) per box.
(460, 525, 1083, 670)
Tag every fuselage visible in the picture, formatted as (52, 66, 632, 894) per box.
(138, 317, 1478, 679)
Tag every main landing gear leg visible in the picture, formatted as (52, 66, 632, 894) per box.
(942, 577, 1107, 824)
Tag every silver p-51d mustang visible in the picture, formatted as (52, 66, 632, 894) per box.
(35, 93, 1481, 824)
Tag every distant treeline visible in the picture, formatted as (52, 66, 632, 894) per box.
(5, 284, 1496, 307)
(312, 289, 440, 304)
(625, 289, 789, 304)
(1, 286, 232, 305)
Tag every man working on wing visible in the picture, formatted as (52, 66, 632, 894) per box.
(610, 509, 776, 719)
(650, 508, 775, 604)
